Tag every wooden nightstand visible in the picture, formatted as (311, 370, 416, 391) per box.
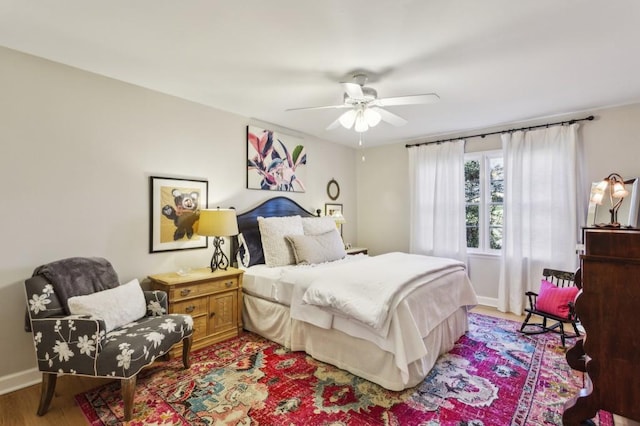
(148, 267, 244, 357)
(346, 247, 368, 255)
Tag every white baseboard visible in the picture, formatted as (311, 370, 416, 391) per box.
(0, 367, 40, 395)
(475, 296, 498, 308)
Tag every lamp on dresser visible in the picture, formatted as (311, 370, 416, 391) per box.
(590, 173, 629, 227)
(197, 208, 239, 272)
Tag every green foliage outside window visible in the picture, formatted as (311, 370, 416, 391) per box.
(465, 155, 503, 251)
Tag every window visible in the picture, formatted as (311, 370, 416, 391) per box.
(465, 151, 503, 252)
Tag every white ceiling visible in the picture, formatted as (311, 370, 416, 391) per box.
(2, 1, 640, 147)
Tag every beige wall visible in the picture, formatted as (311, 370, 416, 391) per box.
(357, 103, 640, 304)
(0, 46, 357, 390)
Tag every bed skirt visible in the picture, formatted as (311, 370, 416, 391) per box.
(242, 293, 469, 391)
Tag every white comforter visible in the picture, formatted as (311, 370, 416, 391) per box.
(298, 252, 464, 333)
(256, 252, 477, 384)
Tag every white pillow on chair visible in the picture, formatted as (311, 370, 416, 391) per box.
(67, 278, 147, 332)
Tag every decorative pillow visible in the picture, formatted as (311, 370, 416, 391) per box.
(258, 215, 304, 267)
(301, 216, 337, 235)
(285, 229, 347, 265)
(67, 278, 147, 332)
(535, 279, 580, 318)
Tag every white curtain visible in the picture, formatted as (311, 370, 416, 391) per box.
(408, 140, 467, 262)
(498, 124, 580, 314)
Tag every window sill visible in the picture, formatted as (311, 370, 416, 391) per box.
(467, 251, 501, 259)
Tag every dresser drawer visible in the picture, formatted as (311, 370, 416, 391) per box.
(170, 278, 238, 301)
(172, 297, 207, 316)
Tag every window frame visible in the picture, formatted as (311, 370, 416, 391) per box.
(465, 149, 503, 254)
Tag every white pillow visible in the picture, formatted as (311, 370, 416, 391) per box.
(67, 278, 147, 332)
(301, 216, 337, 235)
(286, 229, 347, 265)
(258, 215, 304, 266)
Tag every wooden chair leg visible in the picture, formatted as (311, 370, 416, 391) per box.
(121, 376, 136, 421)
(182, 334, 193, 369)
(572, 322, 581, 337)
(520, 312, 532, 331)
(37, 372, 57, 416)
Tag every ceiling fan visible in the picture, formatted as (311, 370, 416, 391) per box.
(286, 73, 440, 133)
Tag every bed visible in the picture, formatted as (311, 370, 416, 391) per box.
(232, 196, 478, 391)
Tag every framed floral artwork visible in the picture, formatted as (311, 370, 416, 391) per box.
(247, 125, 307, 192)
(149, 176, 209, 253)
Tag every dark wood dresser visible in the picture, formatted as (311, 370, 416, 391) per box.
(563, 228, 640, 425)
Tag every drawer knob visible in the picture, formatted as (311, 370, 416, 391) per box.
(185, 305, 195, 313)
(225, 281, 233, 288)
(210, 312, 216, 318)
(180, 289, 191, 296)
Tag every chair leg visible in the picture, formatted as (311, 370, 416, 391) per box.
(182, 334, 193, 369)
(560, 322, 566, 347)
(37, 372, 57, 416)
(121, 376, 136, 421)
(520, 312, 533, 331)
(572, 322, 581, 337)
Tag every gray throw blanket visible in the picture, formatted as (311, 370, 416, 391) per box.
(34, 257, 120, 314)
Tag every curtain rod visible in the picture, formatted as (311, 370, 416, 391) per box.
(405, 115, 595, 148)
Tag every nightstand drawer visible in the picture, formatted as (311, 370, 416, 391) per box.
(192, 315, 208, 340)
(170, 278, 238, 301)
(172, 297, 208, 316)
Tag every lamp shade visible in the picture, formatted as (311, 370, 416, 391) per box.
(197, 209, 239, 237)
(338, 109, 357, 129)
(363, 108, 382, 127)
(354, 110, 368, 133)
(331, 210, 346, 224)
(612, 181, 629, 199)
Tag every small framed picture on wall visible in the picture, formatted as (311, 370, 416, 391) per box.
(325, 203, 344, 235)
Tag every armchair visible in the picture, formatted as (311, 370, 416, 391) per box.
(24, 257, 194, 421)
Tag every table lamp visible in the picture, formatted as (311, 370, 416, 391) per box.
(590, 173, 629, 227)
(197, 208, 239, 272)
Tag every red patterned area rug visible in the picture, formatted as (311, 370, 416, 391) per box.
(76, 313, 613, 425)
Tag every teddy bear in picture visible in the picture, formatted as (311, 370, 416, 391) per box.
(162, 189, 200, 240)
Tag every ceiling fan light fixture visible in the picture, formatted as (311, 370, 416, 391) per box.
(338, 109, 357, 129)
(363, 108, 381, 127)
(354, 111, 369, 132)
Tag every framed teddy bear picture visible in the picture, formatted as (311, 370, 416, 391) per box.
(149, 176, 209, 253)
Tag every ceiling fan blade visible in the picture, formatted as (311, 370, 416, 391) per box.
(326, 117, 342, 130)
(341, 82, 364, 99)
(286, 104, 349, 112)
(372, 107, 408, 127)
(375, 93, 440, 107)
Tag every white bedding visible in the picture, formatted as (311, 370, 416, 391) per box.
(295, 252, 465, 333)
(241, 254, 367, 305)
(242, 252, 478, 385)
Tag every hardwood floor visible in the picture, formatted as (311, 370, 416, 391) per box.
(10, 307, 635, 426)
(0, 375, 113, 426)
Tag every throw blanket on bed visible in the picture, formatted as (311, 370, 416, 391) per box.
(293, 252, 465, 332)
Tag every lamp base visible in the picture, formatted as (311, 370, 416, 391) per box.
(594, 222, 622, 228)
(209, 237, 230, 272)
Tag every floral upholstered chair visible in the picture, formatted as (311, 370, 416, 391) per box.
(24, 257, 194, 421)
